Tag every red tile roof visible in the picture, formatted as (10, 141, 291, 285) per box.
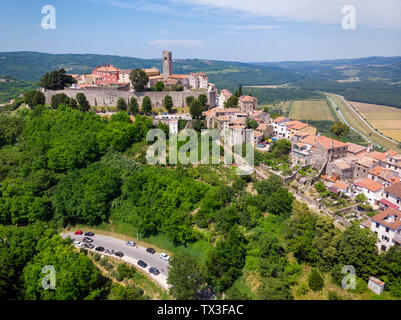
(332, 180, 350, 190)
(379, 198, 399, 210)
(345, 142, 367, 154)
(273, 116, 288, 123)
(366, 151, 387, 161)
(354, 178, 383, 192)
(316, 136, 348, 149)
(239, 96, 258, 103)
(385, 181, 401, 198)
(371, 207, 401, 230)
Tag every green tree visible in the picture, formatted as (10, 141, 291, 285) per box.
(198, 94, 208, 109)
(266, 188, 294, 216)
(246, 118, 259, 130)
(129, 69, 149, 92)
(68, 98, 78, 109)
(379, 246, 401, 297)
(50, 93, 70, 109)
(330, 121, 350, 138)
(224, 95, 238, 108)
(76, 93, 90, 112)
(205, 226, 247, 293)
(254, 174, 283, 196)
(22, 233, 108, 300)
(24, 91, 45, 108)
(167, 252, 203, 300)
(356, 193, 368, 203)
(163, 95, 173, 113)
(257, 278, 293, 300)
(315, 181, 326, 193)
(128, 97, 139, 115)
(117, 98, 127, 111)
(271, 139, 292, 157)
(337, 224, 378, 280)
(189, 99, 202, 119)
(155, 81, 165, 92)
(52, 163, 122, 226)
(39, 68, 77, 90)
(186, 96, 195, 106)
(308, 269, 324, 291)
(142, 96, 152, 114)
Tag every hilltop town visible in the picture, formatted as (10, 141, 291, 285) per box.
(38, 50, 401, 255)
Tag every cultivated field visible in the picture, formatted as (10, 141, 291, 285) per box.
(350, 101, 401, 143)
(288, 100, 336, 121)
(328, 95, 400, 151)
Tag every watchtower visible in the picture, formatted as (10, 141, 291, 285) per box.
(162, 51, 172, 80)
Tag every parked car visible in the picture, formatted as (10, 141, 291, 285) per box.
(146, 248, 156, 254)
(105, 249, 115, 255)
(84, 232, 95, 237)
(126, 241, 136, 247)
(74, 230, 83, 235)
(95, 246, 105, 252)
(149, 267, 160, 275)
(74, 241, 83, 247)
(138, 260, 148, 268)
(84, 243, 94, 249)
(82, 237, 93, 243)
(160, 253, 170, 261)
(115, 251, 124, 257)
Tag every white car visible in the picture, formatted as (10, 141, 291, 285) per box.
(160, 253, 170, 261)
(74, 241, 83, 247)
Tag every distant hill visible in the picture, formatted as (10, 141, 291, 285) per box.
(1, 51, 400, 107)
(0, 51, 301, 91)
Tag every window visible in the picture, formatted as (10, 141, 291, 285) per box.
(376, 223, 380, 228)
(386, 227, 390, 233)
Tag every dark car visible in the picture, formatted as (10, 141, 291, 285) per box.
(138, 260, 147, 268)
(82, 237, 93, 243)
(115, 251, 124, 257)
(149, 267, 160, 276)
(84, 243, 94, 249)
(146, 248, 156, 254)
(84, 232, 95, 237)
(95, 246, 105, 252)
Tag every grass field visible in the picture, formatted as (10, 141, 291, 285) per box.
(329, 94, 401, 151)
(350, 101, 401, 143)
(288, 100, 336, 121)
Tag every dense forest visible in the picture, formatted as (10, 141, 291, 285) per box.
(1, 98, 401, 300)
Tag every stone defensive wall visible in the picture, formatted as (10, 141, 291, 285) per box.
(44, 87, 216, 108)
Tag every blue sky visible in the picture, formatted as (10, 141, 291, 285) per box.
(0, 0, 400, 62)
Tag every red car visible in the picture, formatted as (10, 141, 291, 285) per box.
(74, 230, 83, 235)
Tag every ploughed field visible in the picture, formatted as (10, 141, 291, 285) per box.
(350, 101, 401, 143)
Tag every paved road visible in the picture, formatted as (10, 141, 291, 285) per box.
(327, 95, 380, 148)
(338, 95, 399, 146)
(62, 232, 171, 290)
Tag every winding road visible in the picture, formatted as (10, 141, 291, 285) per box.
(61, 232, 171, 290)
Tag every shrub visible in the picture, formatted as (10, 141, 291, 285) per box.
(328, 291, 342, 300)
(308, 269, 324, 291)
(111, 271, 123, 282)
(296, 283, 309, 296)
(93, 253, 101, 262)
(117, 263, 136, 279)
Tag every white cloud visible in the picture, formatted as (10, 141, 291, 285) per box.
(147, 40, 205, 46)
(172, 0, 401, 29)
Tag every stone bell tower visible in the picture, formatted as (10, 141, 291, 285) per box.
(162, 51, 172, 80)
